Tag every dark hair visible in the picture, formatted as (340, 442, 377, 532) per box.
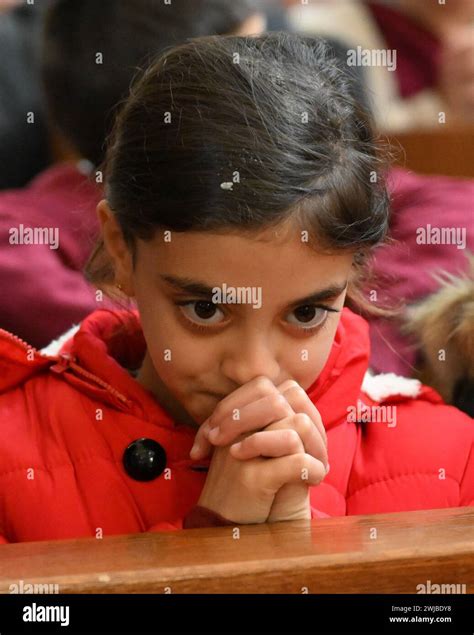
(86, 33, 391, 313)
(41, 0, 260, 166)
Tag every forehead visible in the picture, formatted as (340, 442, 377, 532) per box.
(137, 225, 353, 292)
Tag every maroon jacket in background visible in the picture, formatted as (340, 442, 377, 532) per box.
(368, 167, 474, 377)
(366, 0, 441, 98)
(0, 162, 106, 349)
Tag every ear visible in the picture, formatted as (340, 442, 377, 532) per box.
(97, 199, 135, 297)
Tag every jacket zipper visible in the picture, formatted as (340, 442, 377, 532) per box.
(1, 329, 129, 405)
(54, 358, 130, 404)
(0, 329, 38, 352)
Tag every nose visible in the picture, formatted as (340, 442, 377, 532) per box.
(220, 332, 281, 387)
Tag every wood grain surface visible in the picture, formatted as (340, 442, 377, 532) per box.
(1, 507, 473, 594)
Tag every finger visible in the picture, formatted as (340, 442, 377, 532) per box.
(207, 375, 280, 428)
(265, 413, 329, 469)
(206, 391, 293, 447)
(277, 379, 327, 446)
(230, 428, 304, 460)
(190, 376, 281, 459)
(261, 453, 327, 491)
(193, 379, 327, 459)
(190, 419, 214, 460)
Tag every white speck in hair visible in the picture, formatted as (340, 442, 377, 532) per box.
(220, 182, 233, 191)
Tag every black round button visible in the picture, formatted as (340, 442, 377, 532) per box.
(123, 438, 167, 482)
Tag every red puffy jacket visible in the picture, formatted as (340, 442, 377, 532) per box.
(0, 308, 472, 543)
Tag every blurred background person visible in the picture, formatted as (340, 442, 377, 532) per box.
(0, 0, 52, 189)
(286, 0, 474, 131)
(0, 0, 267, 192)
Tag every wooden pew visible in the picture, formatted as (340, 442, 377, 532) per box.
(389, 125, 474, 178)
(1, 506, 473, 594)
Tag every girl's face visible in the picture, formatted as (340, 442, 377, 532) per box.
(99, 202, 353, 427)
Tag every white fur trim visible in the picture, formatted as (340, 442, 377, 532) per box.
(362, 371, 421, 402)
(40, 324, 81, 357)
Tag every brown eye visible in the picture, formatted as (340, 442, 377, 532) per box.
(286, 305, 328, 330)
(294, 305, 317, 323)
(178, 301, 225, 326)
(194, 301, 217, 319)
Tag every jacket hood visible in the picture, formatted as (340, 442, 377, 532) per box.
(0, 308, 370, 432)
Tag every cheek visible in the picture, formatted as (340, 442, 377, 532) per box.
(152, 338, 215, 382)
(137, 299, 217, 379)
(286, 317, 340, 390)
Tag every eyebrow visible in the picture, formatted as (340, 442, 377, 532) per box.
(160, 274, 348, 307)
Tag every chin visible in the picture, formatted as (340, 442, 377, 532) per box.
(197, 393, 224, 417)
(182, 396, 209, 423)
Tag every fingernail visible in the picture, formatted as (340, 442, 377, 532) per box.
(231, 442, 242, 452)
(208, 427, 220, 441)
(190, 443, 201, 459)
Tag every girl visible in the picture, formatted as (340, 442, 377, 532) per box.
(0, 33, 472, 543)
